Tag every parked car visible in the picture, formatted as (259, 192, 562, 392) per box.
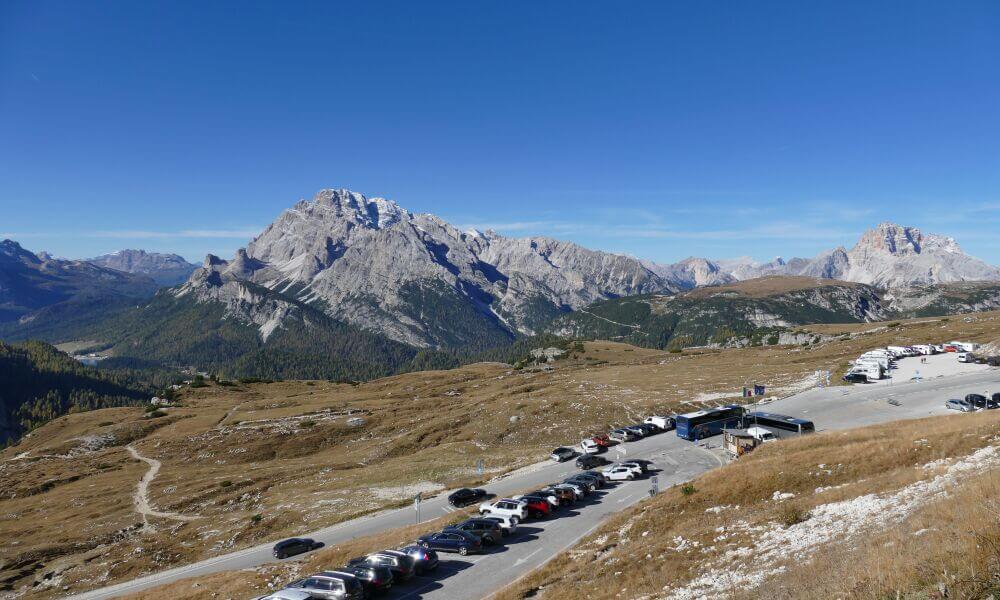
(946, 398, 975, 412)
(842, 372, 870, 383)
(417, 530, 483, 555)
(967, 394, 998, 410)
(606, 462, 643, 476)
(573, 471, 607, 488)
(524, 489, 561, 508)
(479, 498, 528, 522)
(943, 345, 958, 352)
(252, 590, 315, 600)
(591, 433, 613, 447)
(539, 486, 576, 505)
(609, 428, 639, 443)
(553, 481, 587, 498)
(993, 392, 1000, 404)
(620, 459, 654, 474)
(324, 568, 391, 598)
(513, 495, 551, 518)
(624, 425, 648, 438)
(273, 538, 321, 559)
(580, 438, 603, 454)
(563, 476, 595, 494)
(480, 515, 518, 537)
(550, 447, 575, 462)
(636, 423, 660, 436)
(395, 545, 439, 574)
(448, 488, 487, 507)
(285, 574, 364, 600)
(348, 553, 416, 583)
(603, 465, 637, 481)
(445, 518, 504, 545)
(644, 415, 675, 431)
(575, 453, 607, 469)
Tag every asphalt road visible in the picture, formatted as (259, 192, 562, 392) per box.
(70, 366, 999, 600)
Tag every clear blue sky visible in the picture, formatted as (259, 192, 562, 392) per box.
(1, 1, 998, 264)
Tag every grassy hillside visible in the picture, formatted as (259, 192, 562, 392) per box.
(3, 310, 999, 598)
(545, 276, 883, 349)
(495, 411, 1000, 600)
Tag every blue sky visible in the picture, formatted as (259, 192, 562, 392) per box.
(1, 1, 998, 264)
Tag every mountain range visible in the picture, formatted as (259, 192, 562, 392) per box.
(1, 188, 999, 381)
(88, 249, 197, 286)
(646, 222, 1000, 289)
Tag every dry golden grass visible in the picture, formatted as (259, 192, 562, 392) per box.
(2, 310, 998, 597)
(493, 410, 1000, 600)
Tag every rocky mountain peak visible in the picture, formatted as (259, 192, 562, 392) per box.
(311, 188, 410, 230)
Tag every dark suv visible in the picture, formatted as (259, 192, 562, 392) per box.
(348, 553, 416, 583)
(576, 454, 606, 469)
(336, 565, 393, 597)
(445, 518, 504, 544)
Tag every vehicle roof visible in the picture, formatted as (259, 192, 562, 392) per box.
(747, 411, 812, 425)
(677, 404, 743, 419)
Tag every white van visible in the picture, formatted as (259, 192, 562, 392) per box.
(643, 415, 675, 431)
(746, 426, 777, 442)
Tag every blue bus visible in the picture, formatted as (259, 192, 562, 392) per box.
(746, 412, 815, 438)
(675, 405, 746, 441)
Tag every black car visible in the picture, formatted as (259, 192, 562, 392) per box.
(445, 518, 504, 544)
(842, 372, 869, 383)
(417, 530, 483, 555)
(563, 476, 595, 494)
(273, 537, 320, 559)
(348, 552, 416, 582)
(336, 565, 393, 597)
(396, 545, 439, 574)
(576, 454, 607, 469)
(636, 423, 660, 436)
(968, 394, 999, 410)
(447, 487, 487, 507)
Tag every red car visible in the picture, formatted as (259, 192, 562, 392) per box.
(944, 345, 958, 352)
(591, 434, 612, 447)
(515, 496, 552, 519)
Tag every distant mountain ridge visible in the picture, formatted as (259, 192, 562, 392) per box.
(0, 240, 158, 340)
(88, 249, 197, 286)
(650, 222, 1000, 290)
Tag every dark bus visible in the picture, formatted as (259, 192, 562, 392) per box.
(746, 411, 815, 437)
(675, 405, 746, 441)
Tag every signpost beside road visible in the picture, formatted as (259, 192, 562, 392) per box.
(649, 475, 659, 497)
(414, 493, 421, 523)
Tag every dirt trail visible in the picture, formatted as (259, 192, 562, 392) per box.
(126, 444, 200, 531)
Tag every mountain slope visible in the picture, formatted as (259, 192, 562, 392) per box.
(0, 240, 159, 340)
(0, 340, 152, 445)
(92, 256, 457, 381)
(194, 188, 678, 349)
(89, 249, 198, 286)
(545, 276, 886, 349)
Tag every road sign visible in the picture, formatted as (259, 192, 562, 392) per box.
(414, 493, 421, 523)
(476, 459, 485, 476)
(649, 475, 659, 496)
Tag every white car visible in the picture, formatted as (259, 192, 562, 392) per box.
(602, 465, 637, 481)
(580, 438, 601, 454)
(479, 498, 527, 522)
(605, 462, 642, 477)
(481, 514, 518, 537)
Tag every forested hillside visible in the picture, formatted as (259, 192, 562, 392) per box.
(0, 341, 156, 445)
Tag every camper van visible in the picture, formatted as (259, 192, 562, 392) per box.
(949, 341, 979, 353)
(850, 363, 882, 382)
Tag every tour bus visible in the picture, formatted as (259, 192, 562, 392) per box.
(745, 411, 815, 438)
(675, 405, 746, 441)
